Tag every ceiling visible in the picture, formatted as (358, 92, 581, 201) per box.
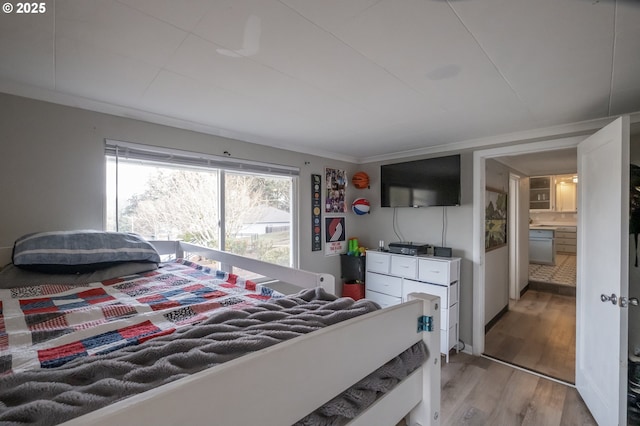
(496, 148, 577, 176)
(1, 0, 639, 163)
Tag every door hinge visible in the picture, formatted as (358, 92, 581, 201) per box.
(417, 315, 434, 332)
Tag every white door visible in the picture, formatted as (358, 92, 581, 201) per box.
(576, 116, 630, 425)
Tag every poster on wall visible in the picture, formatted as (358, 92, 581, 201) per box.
(485, 188, 507, 251)
(325, 167, 347, 213)
(311, 174, 322, 251)
(325, 217, 346, 256)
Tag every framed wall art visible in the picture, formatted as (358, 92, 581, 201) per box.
(325, 217, 346, 256)
(485, 188, 507, 251)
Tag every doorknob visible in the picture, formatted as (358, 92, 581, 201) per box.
(601, 293, 618, 305)
(620, 297, 640, 308)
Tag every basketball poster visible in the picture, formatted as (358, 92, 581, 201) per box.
(325, 217, 346, 256)
(325, 167, 347, 213)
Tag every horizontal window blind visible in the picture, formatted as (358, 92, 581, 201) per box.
(105, 139, 299, 177)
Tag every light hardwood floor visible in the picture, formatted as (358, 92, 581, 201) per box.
(439, 352, 596, 426)
(484, 290, 576, 384)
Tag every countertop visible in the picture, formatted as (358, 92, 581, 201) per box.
(530, 223, 576, 229)
(530, 226, 576, 239)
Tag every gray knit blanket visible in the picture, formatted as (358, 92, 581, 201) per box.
(0, 288, 427, 425)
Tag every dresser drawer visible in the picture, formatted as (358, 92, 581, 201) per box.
(441, 323, 458, 353)
(366, 271, 402, 297)
(449, 282, 458, 306)
(365, 289, 401, 308)
(403, 279, 454, 308)
(441, 303, 458, 331)
(366, 251, 390, 274)
(390, 255, 417, 279)
(417, 258, 454, 285)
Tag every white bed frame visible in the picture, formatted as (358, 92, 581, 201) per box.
(29, 240, 441, 426)
(152, 240, 338, 296)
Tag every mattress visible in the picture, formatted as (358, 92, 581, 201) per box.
(0, 259, 282, 374)
(0, 260, 427, 425)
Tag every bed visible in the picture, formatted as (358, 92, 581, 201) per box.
(0, 231, 441, 426)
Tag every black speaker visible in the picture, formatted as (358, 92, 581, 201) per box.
(434, 246, 452, 257)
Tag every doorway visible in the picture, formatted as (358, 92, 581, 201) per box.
(471, 116, 637, 425)
(483, 152, 578, 384)
(471, 135, 583, 354)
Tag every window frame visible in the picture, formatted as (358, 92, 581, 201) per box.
(105, 139, 300, 269)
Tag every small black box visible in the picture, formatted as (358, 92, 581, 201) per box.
(388, 242, 430, 256)
(434, 246, 452, 257)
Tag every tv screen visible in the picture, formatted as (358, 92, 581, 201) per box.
(381, 155, 461, 207)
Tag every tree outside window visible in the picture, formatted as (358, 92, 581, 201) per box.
(106, 159, 293, 268)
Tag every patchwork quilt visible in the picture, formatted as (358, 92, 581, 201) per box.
(0, 287, 427, 426)
(0, 259, 282, 374)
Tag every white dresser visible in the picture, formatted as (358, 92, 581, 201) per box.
(365, 250, 461, 362)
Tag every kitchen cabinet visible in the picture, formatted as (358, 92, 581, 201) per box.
(530, 176, 553, 210)
(365, 250, 461, 362)
(530, 174, 578, 212)
(529, 228, 555, 265)
(554, 174, 578, 212)
(555, 226, 577, 253)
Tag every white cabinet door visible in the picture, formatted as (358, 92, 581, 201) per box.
(529, 238, 555, 264)
(555, 177, 577, 212)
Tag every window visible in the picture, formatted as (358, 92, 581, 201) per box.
(224, 172, 293, 268)
(105, 141, 298, 269)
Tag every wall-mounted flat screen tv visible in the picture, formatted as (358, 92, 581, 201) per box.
(381, 154, 461, 207)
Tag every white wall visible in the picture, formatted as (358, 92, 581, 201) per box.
(348, 154, 474, 346)
(0, 93, 479, 344)
(0, 93, 356, 288)
(2, 92, 636, 351)
(483, 159, 510, 325)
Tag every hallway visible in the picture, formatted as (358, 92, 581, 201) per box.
(484, 290, 576, 384)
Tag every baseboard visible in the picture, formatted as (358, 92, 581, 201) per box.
(485, 304, 509, 334)
(444, 342, 473, 357)
(520, 284, 529, 297)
